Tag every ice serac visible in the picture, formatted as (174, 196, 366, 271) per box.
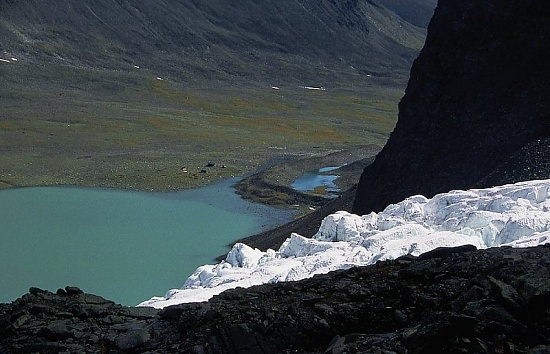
(353, 0, 550, 215)
(139, 179, 550, 308)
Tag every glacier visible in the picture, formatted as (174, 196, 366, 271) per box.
(139, 179, 550, 308)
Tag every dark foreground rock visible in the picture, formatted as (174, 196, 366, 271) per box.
(0, 287, 180, 353)
(1, 245, 549, 353)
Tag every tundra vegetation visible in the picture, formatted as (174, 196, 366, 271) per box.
(0, 0, 435, 207)
(0, 62, 401, 194)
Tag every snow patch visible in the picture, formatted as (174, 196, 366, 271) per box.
(302, 86, 326, 91)
(138, 179, 550, 308)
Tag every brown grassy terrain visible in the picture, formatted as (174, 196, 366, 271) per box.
(0, 62, 401, 193)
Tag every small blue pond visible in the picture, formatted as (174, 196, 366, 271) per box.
(291, 166, 341, 195)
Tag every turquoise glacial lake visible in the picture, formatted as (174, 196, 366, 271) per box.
(0, 179, 292, 305)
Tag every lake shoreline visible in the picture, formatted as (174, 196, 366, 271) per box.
(1, 148, 378, 298)
(225, 147, 378, 253)
(0, 180, 294, 306)
(0, 146, 378, 211)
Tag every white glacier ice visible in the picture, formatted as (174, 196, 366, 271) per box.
(138, 179, 550, 308)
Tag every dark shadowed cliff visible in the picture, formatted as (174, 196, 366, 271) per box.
(353, 0, 550, 214)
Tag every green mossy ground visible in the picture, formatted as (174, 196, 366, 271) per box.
(0, 62, 401, 193)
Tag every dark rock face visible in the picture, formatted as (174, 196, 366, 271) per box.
(0, 286, 180, 353)
(353, 0, 550, 214)
(477, 137, 550, 187)
(1, 245, 549, 353)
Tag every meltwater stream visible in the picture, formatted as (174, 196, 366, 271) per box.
(0, 179, 292, 305)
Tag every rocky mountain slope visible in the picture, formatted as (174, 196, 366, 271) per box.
(353, 0, 550, 214)
(0, 0, 434, 85)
